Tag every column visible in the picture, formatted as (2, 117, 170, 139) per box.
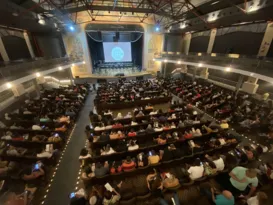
(241, 76, 259, 94)
(258, 21, 273, 57)
(0, 37, 9, 62)
(23, 31, 35, 59)
(207, 28, 217, 54)
(235, 75, 244, 96)
(182, 33, 191, 55)
(200, 67, 209, 79)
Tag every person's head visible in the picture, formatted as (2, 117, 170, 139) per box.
(104, 191, 113, 200)
(130, 129, 135, 133)
(89, 111, 94, 116)
(193, 158, 201, 166)
(126, 156, 132, 163)
(257, 192, 268, 204)
(222, 190, 233, 199)
(159, 135, 166, 140)
(127, 112, 131, 116)
(147, 124, 152, 129)
(96, 162, 102, 169)
(80, 148, 88, 156)
(212, 153, 221, 160)
(246, 168, 257, 178)
(129, 140, 136, 146)
(105, 144, 111, 152)
(117, 112, 122, 117)
(85, 125, 91, 131)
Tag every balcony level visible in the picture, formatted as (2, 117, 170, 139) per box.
(154, 52, 273, 83)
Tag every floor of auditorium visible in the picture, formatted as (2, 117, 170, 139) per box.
(39, 92, 273, 205)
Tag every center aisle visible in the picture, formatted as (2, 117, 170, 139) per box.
(44, 93, 95, 205)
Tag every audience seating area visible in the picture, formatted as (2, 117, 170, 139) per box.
(0, 84, 89, 203)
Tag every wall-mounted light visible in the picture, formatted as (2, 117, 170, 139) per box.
(198, 63, 203, 67)
(82, 61, 86, 64)
(69, 25, 75, 31)
(225, 67, 231, 72)
(177, 61, 181, 64)
(58, 67, 63, 71)
(6, 83, 12, 89)
(36, 72, 41, 77)
(164, 59, 167, 62)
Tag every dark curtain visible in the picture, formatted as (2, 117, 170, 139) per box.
(2, 36, 31, 61)
(87, 36, 104, 66)
(189, 36, 210, 53)
(213, 32, 264, 55)
(131, 35, 143, 67)
(164, 34, 183, 52)
(31, 33, 66, 58)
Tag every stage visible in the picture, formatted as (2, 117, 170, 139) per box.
(73, 72, 152, 84)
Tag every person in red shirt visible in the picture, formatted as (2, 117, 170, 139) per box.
(128, 129, 137, 137)
(112, 122, 123, 129)
(121, 156, 136, 172)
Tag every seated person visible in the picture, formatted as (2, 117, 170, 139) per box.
(136, 111, 144, 117)
(98, 132, 110, 142)
(109, 131, 119, 140)
(32, 123, 42, 130)
(22, 162, 45, 195)
(177, 120, 185, 128)
(121, 156, 136, 172)
(127, 140, 139, 151)
(246, 191, 268, 205)
(112, 122, 123, 129)
(191, 128, 202, 137)
(137, 126, 146, 135)
(128, 129, 137, 137)
(187, 159, 204, 180)
(103, 189, 121, 205)
(146, 169, 163, 197)
(101, 144, 116, 155)
(154, 124, 163, 132)
(160, 144, 180, 161)
(205, 154, 225, 171)
(115, 113, 123, 120)
(163, 123, 172, 131)
(124, 112, 132, 118)
(94, 123, 105, 131)
(104, 110, 113, 116)
(220, 120, 229, 129)
(55, 124, 67, 132)
(146, 124, 155, 133)
(7, 146, 27, 157)
(203, 161, 217, 176)
(81, 164, 94, 179)
(162, 172, 180, 189)
(155, 135, 167, 145)
(94, 162, 109, 177)
(105, 122, 112, 130)
(0, 161, 20, 177)
(137, 153, 148, 167)
(79, 148, 91, 167)
(148, 150, 160, 165)
(170, 122, 176, 129)
(131, 120, 138, 126)
(40, 115, 51, 122)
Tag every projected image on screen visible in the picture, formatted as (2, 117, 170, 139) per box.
(103, 42, 132, 62)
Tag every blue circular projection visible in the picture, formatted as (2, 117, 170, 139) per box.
(111, 47, 124, 61)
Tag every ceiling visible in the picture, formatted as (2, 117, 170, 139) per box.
(4, 0, 273, 33)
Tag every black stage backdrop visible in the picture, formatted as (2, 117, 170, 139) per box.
(86, 33, 143, 68)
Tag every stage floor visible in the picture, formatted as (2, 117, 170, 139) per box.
(92, 67, 140, 76)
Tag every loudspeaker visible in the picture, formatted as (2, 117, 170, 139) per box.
(116, 32, 120, 40)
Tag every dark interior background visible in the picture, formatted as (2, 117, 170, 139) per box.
(163, 34, 183, 52)
(30, 33, 66, 58)
(266, 42, 273, 58)
(86, 32, 143, 68)
(189, 36, 210, 53)
(2, 36, 31, 61)
(212, 32, 264, 55)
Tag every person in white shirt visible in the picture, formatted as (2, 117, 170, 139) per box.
(188, 159, 204, 180)
(247, 191, 267, 205)
(101, 144, 116, 155)
(205, 154, 225, 171)
(115, 113, 123, 119)
(127, 140, 139, 151)
(94, 123, 105, 131)
(32, 124, 42, 130)
(124, 112, 132, 118)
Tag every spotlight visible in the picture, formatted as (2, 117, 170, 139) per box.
(58, 67, 63, 71)
(198, 63, 203, 67)
(82, 61, 86, 64)
(155, 27, 160, 32)
(6, 83, 12, 89)
(177, 61, 181, 64)
(153, 58, 155, 61)
(36, 72, 41, 77)
(72, 63, 75, 67)
(164, 59, 167, 63)
(225, 67, 231, 72)
(69, 26, 75, 31)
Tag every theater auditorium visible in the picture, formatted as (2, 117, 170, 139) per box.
(0, 0, 273, 205)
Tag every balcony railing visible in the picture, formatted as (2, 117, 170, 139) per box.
(154, 52, 273, 79)
(0, 57, 71, 83)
